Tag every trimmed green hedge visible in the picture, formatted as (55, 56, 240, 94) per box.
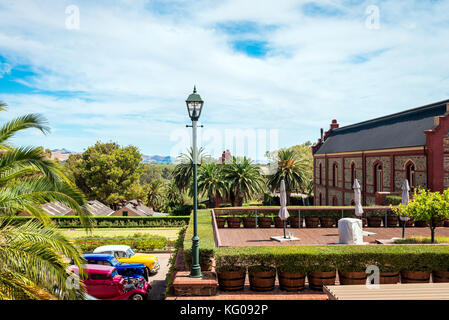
(183, 208, 449, 273)
(10, 216, 190, 228)
(75, 233, 171, 252)
(214, 207, 395, 218)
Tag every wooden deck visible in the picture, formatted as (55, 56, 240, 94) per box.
(324, 283, 449, 300)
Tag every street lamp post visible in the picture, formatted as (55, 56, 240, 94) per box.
(186, 86, 204, 278)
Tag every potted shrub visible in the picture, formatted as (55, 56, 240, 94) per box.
(200, 256, 214, 272)
(386, 211, 399, 227)
(257, 216, 273, 228)
(274, 217, 289, 228)
(319, 216, 337, 228)
(216, 265, 247, 291)
(393, 188, 449, 243)
(277, 265, 306, 292)
(226, 216, 242, 228)
(367, 210, 383, 227)
(288, 216, 304, 228)
(215, 216, 226, 228)
(337, 260, 367, 285)
(242, 212, 257, 228)
(305, 212, 320, 228)
(401, 270, 431, 283)
(308, 269, 336, 291)
(248, 265, 276, 292)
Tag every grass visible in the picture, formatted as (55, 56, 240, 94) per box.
(61, 227, 182, 240)
(394, 236, 449, 244)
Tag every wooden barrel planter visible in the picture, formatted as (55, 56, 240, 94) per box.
(380, 272, 400, 284)
(414, 221, 429, 228)
(242, 217, 257, 228)
(249, 267, 276, 292)
(308, 271, 336, 291)
(257, 217, 273, 228)
(386, 216, 398, 227)
(274, 217, 288, 228)
(216, 217, 226, 228)
(338, 271, 367, 285)
(367, 216, 383, 227)
(400, 270, 431, 283)
(432, 271, 449, 283)
(319, 217, 336, 228)
(226, 217, 241, 228)
(278, 271, 306, 292)
(288, 217, 304, 228)
(217, 268, 246, 291)
(305, 217, 320, 228)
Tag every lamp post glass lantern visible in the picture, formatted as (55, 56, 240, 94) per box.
(186, 86, 203, 278)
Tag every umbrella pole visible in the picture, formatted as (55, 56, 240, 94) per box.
(402, 223, 406, 238)
(283, 221, 287, 238)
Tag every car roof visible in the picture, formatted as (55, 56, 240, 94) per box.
(68, 264, 116, 275)
(83, 253, 114, 260)
(93, 245, 131, 252)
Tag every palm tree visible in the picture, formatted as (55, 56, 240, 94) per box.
(222, 157, 264, 206)
(197, 163, 227, 208)
(0, 101, 91, 300)
(146, 180, 165, 211)
(172, 147, 207, 192)
(268, 149, 308, 205)
(166, 180, 183, 205)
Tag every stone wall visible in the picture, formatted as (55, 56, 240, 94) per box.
(344, 157, 363, 189)
(366, 156, 391, 193)
(327, 158, 343, 188)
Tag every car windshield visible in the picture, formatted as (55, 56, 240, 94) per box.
(110, 257, 119, 265)
(126, 248, 135, 257)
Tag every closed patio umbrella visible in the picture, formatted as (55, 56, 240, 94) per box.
(279, 179, 290, 238)
(400, 180, 411, 238)
(353, 179, 363, 218)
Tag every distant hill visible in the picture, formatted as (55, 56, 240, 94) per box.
(50, 148, 174, 164)
(142, 155, 175, 164)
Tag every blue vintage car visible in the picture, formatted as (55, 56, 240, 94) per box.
(81, 254, 149, 280)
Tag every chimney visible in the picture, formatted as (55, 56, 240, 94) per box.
(330, 119, 339, 130)
(320, 128, 324, 141)
(138, 199, 142, 206)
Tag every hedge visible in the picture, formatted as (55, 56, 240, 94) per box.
(213, 206, 396, 218)
(10, 216, 190, 228)
(74, 233, 172, 252)
(183, 208, 449, 274)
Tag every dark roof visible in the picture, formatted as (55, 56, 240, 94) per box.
(315, 99, 449, 154)
(87, 200, 114, 216)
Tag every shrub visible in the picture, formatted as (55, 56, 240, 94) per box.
(385, 195, 402, 206)
(75, 233, 171, 252)
(172, 204, 193, 216)
(218, 203, 232, 208)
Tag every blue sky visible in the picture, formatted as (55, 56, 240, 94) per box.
(0, 0, 449, 161)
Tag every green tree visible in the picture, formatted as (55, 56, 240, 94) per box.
(146, 180, 165, 211)
(64, 142, 143, 205)
(393, 188, 449, 243)
(0, 101, 90, 299)
(172, 147, 207, 192)
(268, 149, 308, 205)
(140, 164, 163, 184)
(198, 163, 227, 208)
(166, 180, 183, 205)
(222, 156, 264, 206)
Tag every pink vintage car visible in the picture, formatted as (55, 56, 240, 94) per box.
(68, 264, 150, 300)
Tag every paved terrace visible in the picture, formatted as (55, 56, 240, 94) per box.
(217, 227, 449, 246)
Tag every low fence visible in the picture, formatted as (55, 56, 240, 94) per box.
(213, 206, 403, 228)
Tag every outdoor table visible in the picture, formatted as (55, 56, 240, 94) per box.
(324, 283, 449, 300)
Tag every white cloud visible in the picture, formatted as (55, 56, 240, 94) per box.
(0, 0, 448, 156)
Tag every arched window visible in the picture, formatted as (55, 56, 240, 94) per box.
(406, 161, 416, 189)
(319, 162, 322, 185)
(374, 162, 383, 192)
(332, 163, 338, 187)
(350, 162, 356, 184)
(332, 196, 338, 206)
(318, 193, 322, 206)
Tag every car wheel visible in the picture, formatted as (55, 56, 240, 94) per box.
(130, 293, 145, 300)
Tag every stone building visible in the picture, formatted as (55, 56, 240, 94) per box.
(312, 99, 449, 206)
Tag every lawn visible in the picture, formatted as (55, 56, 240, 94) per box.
(394, 236, 449, 244)
(61, 227, 182, 240)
